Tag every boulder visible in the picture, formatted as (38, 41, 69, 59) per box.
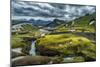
(12, 56, 51, 66)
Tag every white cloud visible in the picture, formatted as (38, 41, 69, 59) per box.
(12, 16, 55, 21)
(12, 1, 96, 21)
(37, 3, 54, 9)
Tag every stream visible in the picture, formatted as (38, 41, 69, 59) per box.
(29, 40, 36, 56)
(12, 40, 74, 62)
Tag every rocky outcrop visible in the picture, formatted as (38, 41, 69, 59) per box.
(12, 56, 64, 67)
(12, 56, 51, 66)
(11, 51, 26, 58)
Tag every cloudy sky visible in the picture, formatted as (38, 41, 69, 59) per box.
(11, 1, 96, 21)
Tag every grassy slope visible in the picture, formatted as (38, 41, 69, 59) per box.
(67, 13, 96, 26)
(11, 34, 31, 48)
(21, 24, 38, 32)
(11, 23, 39, 48)
(56, 13, 96, 32)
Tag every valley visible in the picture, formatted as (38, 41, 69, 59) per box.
(11, 12, 96, 66)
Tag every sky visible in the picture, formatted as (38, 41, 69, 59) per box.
(11, 0, 96, 21)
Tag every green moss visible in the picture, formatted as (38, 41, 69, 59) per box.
(73, 56, 85, 62)
(36, 34, 96, 61)
(56, 27, 68, 32)
(11, 37, 27, 48)
(11, 33, 34, 48)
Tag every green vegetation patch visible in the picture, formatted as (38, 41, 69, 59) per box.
(36, 34, 96, 61)
(11, 33, 34, 48)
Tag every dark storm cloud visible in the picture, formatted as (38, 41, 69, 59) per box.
(12, 1, 68, 17)
(12, 1, 96, 21)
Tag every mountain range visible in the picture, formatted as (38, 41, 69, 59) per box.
(12, 12, 96, 28)
(12, 18, 66, 27)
